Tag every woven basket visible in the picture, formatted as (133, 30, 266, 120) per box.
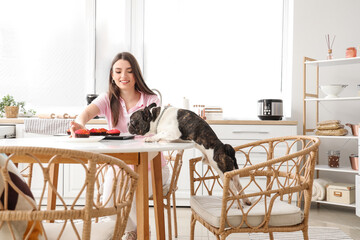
(5, 106, 19, 118)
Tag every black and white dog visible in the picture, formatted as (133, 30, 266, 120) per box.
(128, 103, 251, 206)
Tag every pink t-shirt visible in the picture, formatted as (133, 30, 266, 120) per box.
(92, 91, 165, 170)
(92, 91, 160, 133)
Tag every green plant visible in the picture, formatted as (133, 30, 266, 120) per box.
(0, 94, 36, 117)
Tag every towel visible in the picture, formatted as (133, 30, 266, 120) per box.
(24, 119, 73, 135)
(312, 178, 332, 201)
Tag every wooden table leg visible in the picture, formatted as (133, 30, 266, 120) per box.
(151, 152, 165, 240)
(47, 163, 59, 223)
(135, 152, 150, 240)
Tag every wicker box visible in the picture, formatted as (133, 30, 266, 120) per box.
(326, 183, 355, 204)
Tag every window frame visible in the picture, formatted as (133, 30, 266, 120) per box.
(130, 0, 293, 118)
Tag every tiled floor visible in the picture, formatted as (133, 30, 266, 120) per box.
(149, 203, 360, 240)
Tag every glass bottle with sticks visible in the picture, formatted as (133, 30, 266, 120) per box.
(325, 34, 336, 60)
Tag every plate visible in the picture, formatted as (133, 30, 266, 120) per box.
(103, 135, 135, 140)
(56, 136, 105, 143)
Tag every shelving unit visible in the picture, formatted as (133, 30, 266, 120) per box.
(303, 56, 360, 212)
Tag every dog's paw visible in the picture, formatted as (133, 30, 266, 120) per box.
(144, 136, 156, 142)
(243, 198, 251, 206)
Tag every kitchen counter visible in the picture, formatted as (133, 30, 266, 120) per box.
(0, 118, 298, 125)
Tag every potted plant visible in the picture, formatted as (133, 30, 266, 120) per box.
(0, 94, 36, 118)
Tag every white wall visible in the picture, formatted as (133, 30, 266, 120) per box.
(95, 0, 130, 95)
(292, 0, 360, 182)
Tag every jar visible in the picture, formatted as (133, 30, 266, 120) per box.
(346, 47, 357, 58)
(328, 150, 340, 168)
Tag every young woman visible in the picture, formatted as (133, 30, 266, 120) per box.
(70, 52, 169, 240)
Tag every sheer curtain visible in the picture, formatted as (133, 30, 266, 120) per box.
(0, 0, 93, 115)
(143, 0, 291, 119)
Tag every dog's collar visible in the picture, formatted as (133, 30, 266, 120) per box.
(155, 106, 170, 133)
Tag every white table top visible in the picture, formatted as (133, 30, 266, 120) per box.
(0, 136, 195, 153)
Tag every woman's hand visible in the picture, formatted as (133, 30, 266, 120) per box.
(70, 121, 85, 138)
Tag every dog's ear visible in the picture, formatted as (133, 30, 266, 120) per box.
(148, 103, 157, 109)
(142, 107, 151, 122)
(142, 103, 157, 122)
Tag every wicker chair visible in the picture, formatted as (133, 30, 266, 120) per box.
(189, 136, 320, 240)
(0, 146, 138, 240)
(149, 150, 184, 240)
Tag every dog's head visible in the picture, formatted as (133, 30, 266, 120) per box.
(128, 103, 160, 135)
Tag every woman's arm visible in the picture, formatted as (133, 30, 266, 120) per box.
(70, 104, 100, 137)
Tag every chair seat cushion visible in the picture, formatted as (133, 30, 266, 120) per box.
(190, 196, 303, 228)
(42, 218, 115, 240)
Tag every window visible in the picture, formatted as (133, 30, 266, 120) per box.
(0, 0, 94, 114)
(142, 0, 292, 119)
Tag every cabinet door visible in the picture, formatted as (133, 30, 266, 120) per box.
(357, 175, 360, 217)
(19, 163, 64, 205)
(207, 124, 298, 201)
(63, 164, 86, 205)
(211, 125, 297, 140)
(175, 148, 203, 206)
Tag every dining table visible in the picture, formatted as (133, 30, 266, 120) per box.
(0, 136, 195, 240)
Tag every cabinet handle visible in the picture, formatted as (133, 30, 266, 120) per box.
(232, 131, 269, 134)
(333, 191, 342, 197)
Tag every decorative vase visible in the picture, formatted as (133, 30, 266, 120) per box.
(327, 49, 333, 60)
(5, 106, 19, 118)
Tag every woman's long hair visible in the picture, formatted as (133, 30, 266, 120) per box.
(108, 52, 155, 126)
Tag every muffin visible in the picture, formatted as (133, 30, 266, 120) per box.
(66, 128, 71, 135)
(98, 128, 108, 136)
(89, 128, 102, 136)
(106, 129, 120, 136)
(75, 129, 90, 138)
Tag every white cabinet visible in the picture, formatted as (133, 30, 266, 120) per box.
(357, 175, 360, 216)
(16, 121, 298, 206)
(303, 56, 360, 216)
(62, 123, 108, 203)
(176, 122, 297, 206)
(16, 123, 107, 205)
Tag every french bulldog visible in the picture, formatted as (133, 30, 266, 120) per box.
(128, 103, 251, 206)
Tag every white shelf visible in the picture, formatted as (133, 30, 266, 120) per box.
(305, 96, 360, 102)
(314, 200, 356, 208)
(305, 56, 360, 67)
(304, 56, 360, 216)
(307, 135, 358, 140)
(315, 165, 358, 174)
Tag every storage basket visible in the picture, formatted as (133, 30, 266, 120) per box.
(5, 106, 19, 118)
(326, 183, 355, 204)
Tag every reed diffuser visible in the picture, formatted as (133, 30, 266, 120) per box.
(325, 34, 336, 60)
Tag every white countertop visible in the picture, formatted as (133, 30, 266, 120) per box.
(0, 118, 298, 125)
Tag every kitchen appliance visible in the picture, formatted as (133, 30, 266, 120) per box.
(257, 99, 283, 120)
(86, 94, 99, 105)
(87, 94, 99, 119)
(0, 125, 16, 138)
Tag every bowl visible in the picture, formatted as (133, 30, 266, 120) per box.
(320, 84, 348, 98)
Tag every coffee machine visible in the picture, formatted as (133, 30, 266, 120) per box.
(86, 94, 99, 118)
